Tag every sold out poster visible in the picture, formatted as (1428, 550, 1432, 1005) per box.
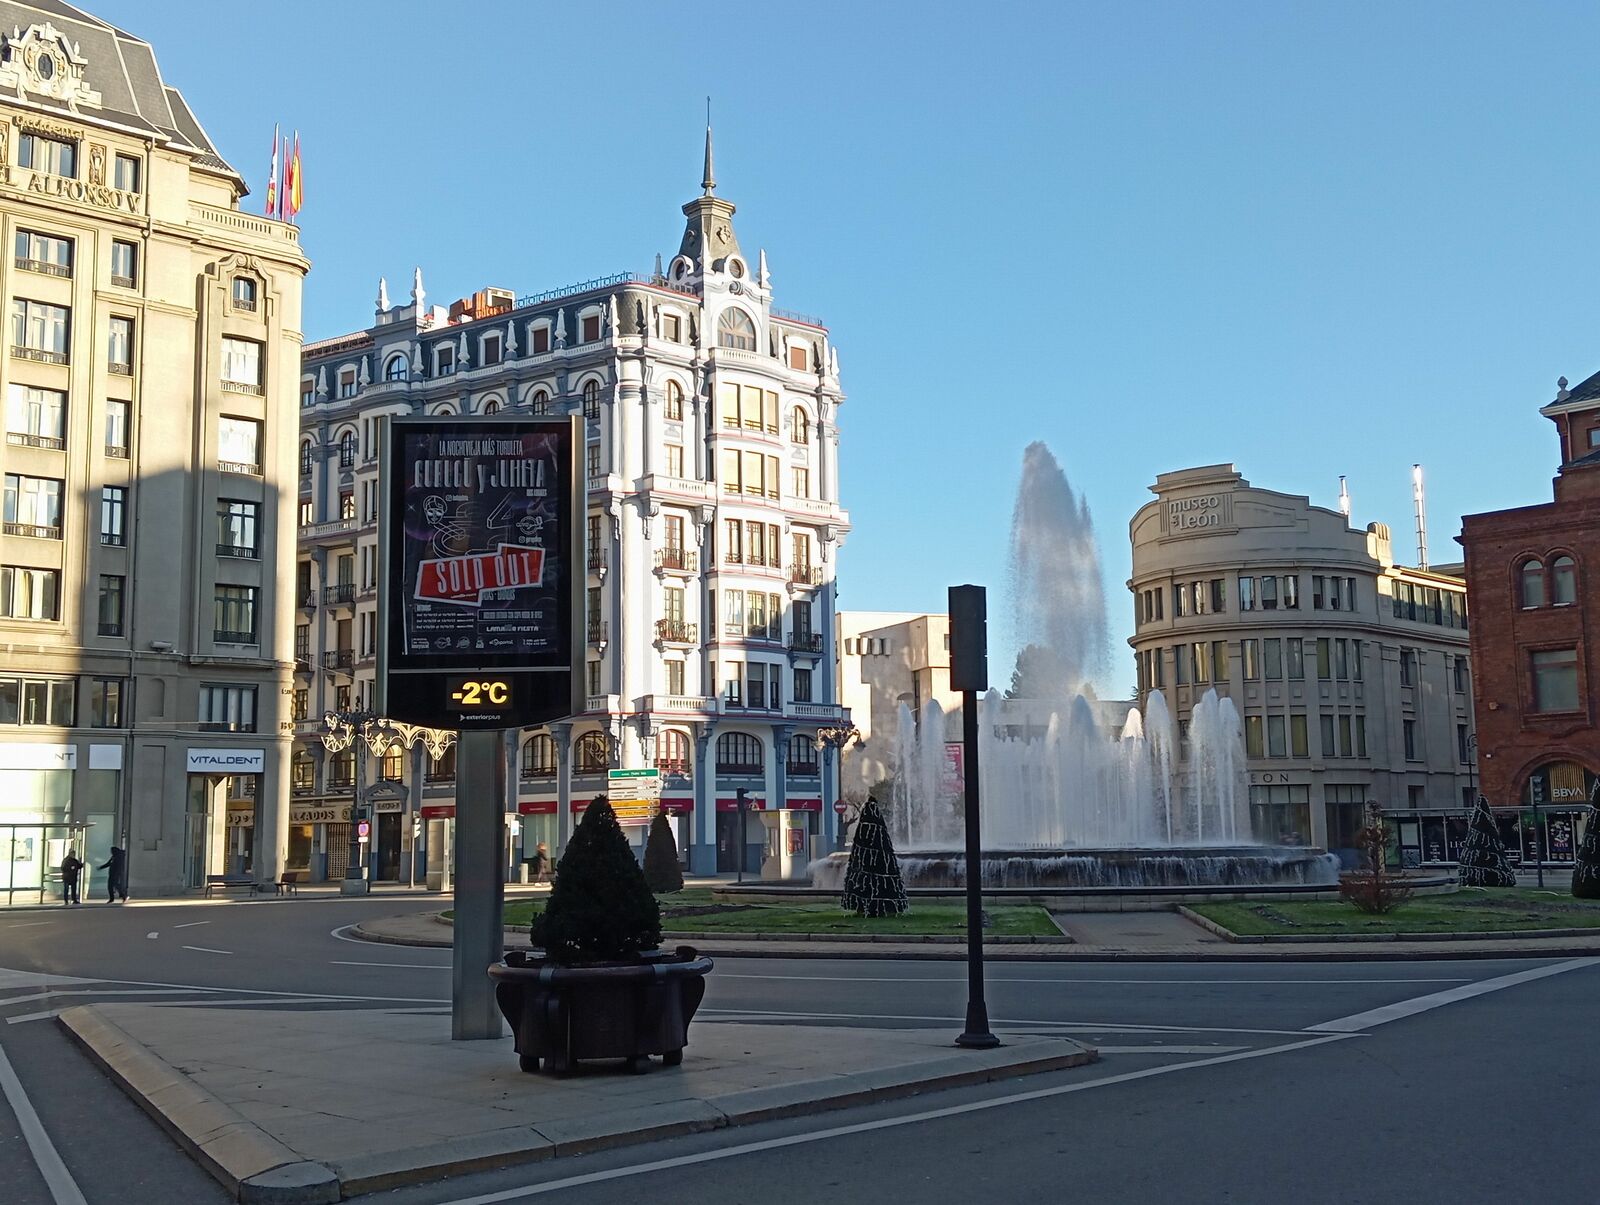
(399, 424, 568, 661)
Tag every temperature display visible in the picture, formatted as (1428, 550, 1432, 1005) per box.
(447, 678, 512, 709)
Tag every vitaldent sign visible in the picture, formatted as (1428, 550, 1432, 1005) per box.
(187, 749, 265, 774)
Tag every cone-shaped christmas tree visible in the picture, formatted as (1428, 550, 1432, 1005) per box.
(643, 812, 685, 894)
(531, 796, 662, 964)
(1573, 783, 1600, 900)
(840, 797, 908, 917)
(1458, 794, 1517, 888)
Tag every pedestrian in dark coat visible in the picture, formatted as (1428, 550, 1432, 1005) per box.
(60, 850, 84, 905)
(99, 846, 128, 902)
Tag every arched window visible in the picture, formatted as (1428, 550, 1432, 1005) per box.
(429, 403, 455, 416)
(379, 749, 404, 781)
(482, 398, 501, 415)
(665, 380, 684, 421)
(787, 734, 820, 776)
(1551, 555, 1577, 605)
(715, 732, 763, 774)
(717, 308, 756, 351)
(575, 731, 611, 773)
(383, 354, 408, 382)
(792, 407, 810, 444)
(338, 430, 357, 469)
(582, 379, 600, 419)
(298, 441, 313, 478)
(328, 749, 355, 788)
(1518, 558, 1545, 609)
(291, 750, 315, 792)
(521, 734, 557, 778)
(655, 729, 691, 775)
(529, 389, 550, 415)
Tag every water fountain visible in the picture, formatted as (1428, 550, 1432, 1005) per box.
(812, 442, 1338, 892)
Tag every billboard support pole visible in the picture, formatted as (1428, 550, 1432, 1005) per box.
(452, 728, 505, 1040)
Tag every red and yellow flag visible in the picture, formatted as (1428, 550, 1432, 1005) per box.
(287, 130, 303, 222)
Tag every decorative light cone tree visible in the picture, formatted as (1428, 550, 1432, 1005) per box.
(1572, 783, 1600, 900)
(1458, 794, 1518, 889)
(491, 797, 711, 1074)
(643, 812, 685, 894)
(841, 796, 909, 917)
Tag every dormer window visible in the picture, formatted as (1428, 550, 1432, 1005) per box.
(482, 333, 502, 366)
(788, 343, 808, 371)
(232, 277, 258, 312)
(337, 368, 357, 399)
(581, 313, 601, 342)
(435, 344, 455, 376)
(717, 308, 756, 351)
(662, 313, 682, 342)
(383, 354, 408, 382)
(531, 324, 550, 354)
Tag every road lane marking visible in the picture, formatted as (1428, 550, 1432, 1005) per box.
(1092, 1045, 1247, 1054)
(1307, 957, 1600, 1033)
(717, 974, 1472, 985)
(434, 1033, 1357, 1204)
(7, 1009, 66, 1024)
(698, 1007, 1316, 1036)
(0, 1044, 88, 1201)
(180, 946, 232, 956)
(3, 921, 52, 929)
(172, 921, 210, 929)
(0, 988, 204, 1008)
(146, 932, 158, 940)
(330, 960, 449, 969)
(0, 967, 445, 1005)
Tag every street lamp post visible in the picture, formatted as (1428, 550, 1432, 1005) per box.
(814, 724, 863, 851)
(322, 711, 457, 892)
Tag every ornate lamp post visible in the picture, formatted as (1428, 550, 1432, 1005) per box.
(322, 710, 456, 890)
(815, 724, 863, 851)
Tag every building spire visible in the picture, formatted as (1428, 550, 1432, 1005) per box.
(701, 97, 715, 195)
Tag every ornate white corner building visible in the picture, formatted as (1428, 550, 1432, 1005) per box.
(295, 130, 850, 881)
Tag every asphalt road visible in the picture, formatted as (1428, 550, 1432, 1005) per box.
(1, 895, 1595, 1204)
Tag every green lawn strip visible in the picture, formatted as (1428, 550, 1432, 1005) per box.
(1192, 889, 1600, 937)
(476, 900, 1056, 936)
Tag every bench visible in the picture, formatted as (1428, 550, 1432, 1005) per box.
(268, 871, 304, 897)
(204, 874, 260, 899)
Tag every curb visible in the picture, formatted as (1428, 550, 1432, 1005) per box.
(1174, 905, 1600, 944)
(58, 1006, 340, 1204)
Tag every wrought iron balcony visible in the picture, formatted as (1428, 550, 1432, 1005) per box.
(788, 632, 824, 654)
(586, 619, 609, 645)
(789, 564, 823, 586)
(654, 547, 697, 573)
(323, 649, 354, 671)
(786, 759, 822, 778)
(213, 630, 256, 644)
(587, 548, 607, 573)
(216, 543, 256, 559)
(655, 619, 697, 645)
(323, 583, 356, 605)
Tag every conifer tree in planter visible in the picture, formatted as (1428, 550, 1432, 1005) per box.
(1572, 783, 1600, 900)
(490, 796, 712, 1074)
(841, 797, 909, 917)
(1458, 794, 1517, 889)
(643, 812, 685, 894)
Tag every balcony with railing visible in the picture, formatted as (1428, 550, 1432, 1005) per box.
(222, 378, 262, 395)
(655, 758, 691, 778)
(654, 547, 697, 574)
(788, 632, 824, 655)
(12, 345, 68, 365)
(213, 629, 256, 644)
(789, 702, 847, 722)
(587, 548, 607, 574)
(6, 432, 64, 450)
(786, 758, 822, 778)
(297, 591, 316, 610)
(15, 257, 70, 278)
(323, 583, 356, 606)
(110, 274, 135, 289)
(641, 693, 716, 715)
(789, 564, 823, 587)
(3, 521, 61, 540)
(322, 649, 354, 672)
(218, 460, 261, 476)
(106, 443, 127, 459)
(108, 361, 133, 377)
(519, 763, 557, 782)
(654, 619, 698, 645)
(586, 619, 609, 646)
(293, 655, 313, 674)
(216, 542, 256, 559)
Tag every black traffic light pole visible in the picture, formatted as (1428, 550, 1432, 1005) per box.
(736, 787, 749, 884)
(949, 584, 998, 1049)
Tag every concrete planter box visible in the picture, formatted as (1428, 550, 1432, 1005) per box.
(489, 946, 713, 1074)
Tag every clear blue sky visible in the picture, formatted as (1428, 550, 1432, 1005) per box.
(110, 0, 1595, 695)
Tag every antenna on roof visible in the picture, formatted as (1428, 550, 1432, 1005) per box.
(1337, 475, 1351, 521)
(1411, 464, 1429, 569)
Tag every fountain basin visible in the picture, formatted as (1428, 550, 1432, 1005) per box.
(810, 846, 1340, 891)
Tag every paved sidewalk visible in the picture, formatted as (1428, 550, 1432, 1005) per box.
(61, 1002, 1093, 1202)
(355, 910, 1600, 961)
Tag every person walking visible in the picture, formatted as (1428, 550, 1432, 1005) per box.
(99, 845, 128, 903)
(532, 841, 551, 885)
(60, 849, 83, 905)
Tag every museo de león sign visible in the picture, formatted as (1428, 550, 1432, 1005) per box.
(377, 416, 584, 731)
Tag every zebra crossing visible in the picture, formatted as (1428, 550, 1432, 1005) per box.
(0, 966, 446, 1024)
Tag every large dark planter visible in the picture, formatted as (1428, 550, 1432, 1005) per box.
(488, 945, 713, 1074)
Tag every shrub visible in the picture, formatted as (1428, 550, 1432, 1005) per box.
(530, 795, 661, 963)
(1339, 803, 1412, 915)
(643, 812, 685, 894)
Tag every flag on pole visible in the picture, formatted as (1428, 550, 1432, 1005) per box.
(288, 130, 303, 223)
(264, 124, 278, 218)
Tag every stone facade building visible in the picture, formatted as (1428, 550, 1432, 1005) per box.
(1459, 375, 1600, 867)
(1128, 465, 1476, 867)
(0, 4, 308, 903)
(835, 611, 957, 803)
(294, 136, 849, 881)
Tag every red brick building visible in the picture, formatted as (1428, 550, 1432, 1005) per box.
(1459, 375, 1600, 865)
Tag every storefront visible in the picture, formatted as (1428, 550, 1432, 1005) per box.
(183, 748, 263, 887)
(0, 742, 79, 905)
(715, 797, 818, 879)
(284, 800, 352, 881)
(1494, 761, 1599, 867)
